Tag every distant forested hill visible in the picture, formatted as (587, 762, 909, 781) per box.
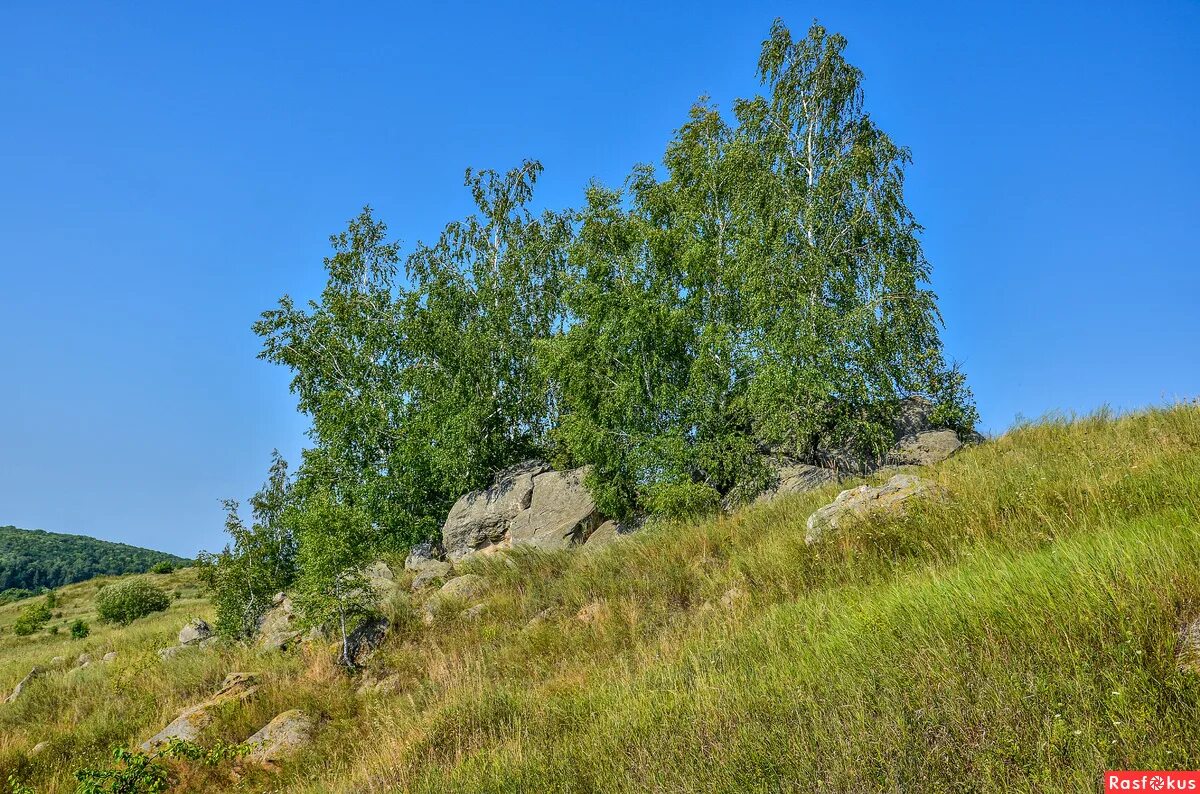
(0, 525, 189, 590)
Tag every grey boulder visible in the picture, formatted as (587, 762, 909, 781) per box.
(442, 461, 548, 561)
(178, 618, 212, 646)
(244, 709, 315, 767)
(805, 474, 942, 544)
(509, 468, 603, 552)
(888, 429, 963, 467)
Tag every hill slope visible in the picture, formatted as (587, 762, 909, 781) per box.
(0, 525, 189, 592)
(1, 405, 1199, 792)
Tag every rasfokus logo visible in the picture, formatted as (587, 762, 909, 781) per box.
(1106, 771, 1200, 791)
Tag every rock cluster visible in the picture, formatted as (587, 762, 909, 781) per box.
(140, 672, 260, 750)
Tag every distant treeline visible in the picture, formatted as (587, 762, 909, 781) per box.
(0, 525, 189, 591)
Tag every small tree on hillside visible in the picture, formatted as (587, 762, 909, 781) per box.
(197, 451, 299, 638)
(291, 491, 375, 667)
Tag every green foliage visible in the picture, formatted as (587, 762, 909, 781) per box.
(161, 738, 249, 766)
(255, 162, 571, 550)
(94, 580, 170, 626)
(12, 599, 52, 636)
(7, 774, 34, 794)
(543, 21, 975, 517)
(148, 561, 174, 575)
(252, 21, 975, 538)
(292, 491, 377, 667)
(70, 618, 90, 639)
(643, 481, 722, 520)
(196, 452, 298, 638)
(74, 747, 168, 793)
(0, 525, 187, 592)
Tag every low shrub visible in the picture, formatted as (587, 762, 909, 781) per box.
(95, 580, 171, 625)
(150, 560, 175, 575)
(70, 618, 90, 639)
(13, 600, 52, 636)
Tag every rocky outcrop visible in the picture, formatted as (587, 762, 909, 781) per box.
(509, 468, 604, 552)
(421, 574, 489, 625)
(805, 474, 941, 544)
(179, 619, 212, 646)
(442, 461, 548, 561)
(440, 463, 608, 561)
(244, 709, 314, 767)
(257, 594, 301, 652)
(140, 672, 259, 750)
(4, 667, 41, 704)
(438, 574, 488, 602)
(363, 560, 400, 599)
(582, 520, 623, 550)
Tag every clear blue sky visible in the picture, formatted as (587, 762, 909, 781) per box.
(2, 1, 1197, 556)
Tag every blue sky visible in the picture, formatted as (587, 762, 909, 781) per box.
(1, 1, 1197, 556)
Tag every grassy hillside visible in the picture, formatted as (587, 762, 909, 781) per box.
(2, 405, 1199, 792)
(0, 526, 189, 593)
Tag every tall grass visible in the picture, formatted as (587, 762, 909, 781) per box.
(2, 405, 1199, 792)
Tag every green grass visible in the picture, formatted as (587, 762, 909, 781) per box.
(3, 405, 1200, 792)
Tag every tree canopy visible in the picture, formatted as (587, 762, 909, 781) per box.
(244, 18, 976, 566)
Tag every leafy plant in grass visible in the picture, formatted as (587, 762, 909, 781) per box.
(292, 491, 378, 668)
(149, 560, 174, 574)
(12, 599, 52, 636)
(70, 618, 90, 639)
(74, 747, 168, 793)
(197, 451, 298, 639)
(94, 580, 170, 625)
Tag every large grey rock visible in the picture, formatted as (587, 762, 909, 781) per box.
(178, 618, 212, 646)
(4, 667, 41, 704)
(441, 461, 549, 561)
(888, 429, 963, 467)
(257, 595, 301, 652)
(582, 520, 622, 550)
(404, 540, 446, 572)
(140, 672, 259, 750)
(244, 709, 314, 767)
(805, 474, 941, 544)
(509, 468, 602, 552)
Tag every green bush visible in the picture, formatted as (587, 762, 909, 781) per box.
(95, 580, 170, 625)
(149, 560, 175, 575)
(644, 481, 721, 520)
(70, 618, 90, 639)
(12, 600, 52, 636)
